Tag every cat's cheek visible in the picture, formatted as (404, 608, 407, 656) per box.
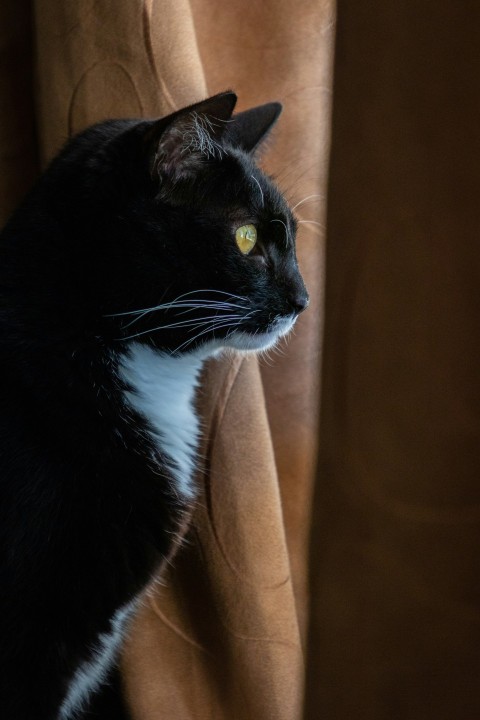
(247, 250, 268, 268)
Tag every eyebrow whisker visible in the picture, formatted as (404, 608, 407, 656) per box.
(251, 175, 264, 208)
(291, 194, 323, 212)
(269, 218, 289, 250)
(297, 219, 324, 233)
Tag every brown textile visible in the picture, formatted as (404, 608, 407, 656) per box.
(1, 1, 331, 718)
(4, 1, 478, 718)
(305, 2, 480, 719)
(122, 356, 304, 719)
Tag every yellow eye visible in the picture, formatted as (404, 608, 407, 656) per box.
(235, 224, 257, 255)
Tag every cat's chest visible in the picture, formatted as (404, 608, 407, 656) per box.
(118, 343, 203, 497)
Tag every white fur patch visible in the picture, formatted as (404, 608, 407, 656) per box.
(58, 600, 137, 720)
(227, 314, 297, 352)
(118, 342, 204, 498)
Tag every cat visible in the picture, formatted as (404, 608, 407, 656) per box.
(0, 91, 308, 719)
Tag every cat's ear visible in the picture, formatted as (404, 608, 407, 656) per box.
(146, 91, 237, 182)
(224, 102, 282, 153)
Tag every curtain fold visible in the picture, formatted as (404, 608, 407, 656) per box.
(121, 356, 304, 720)
(2, 1, 332, 718)
(188, 0, 334, 640)
(2, 1, 479, 719)
(33, 0, 208, 163)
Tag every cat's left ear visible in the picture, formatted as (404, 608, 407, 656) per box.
(146, 91, 237, 182)
(224, 102, 282, 153)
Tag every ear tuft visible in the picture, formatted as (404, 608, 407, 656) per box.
(224, 102, 282, 153)
(146, 92, 238, 182)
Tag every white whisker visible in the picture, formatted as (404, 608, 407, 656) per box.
(298, 219, 324, 230)
(251, 175, 264, 207)
(173, 300, 250, 314)
(270, 218, 289, 250)
(105, 289, 249, 319)
(119, 314, 246, 342)
(291, 194, 323, 212)
(170, 309, 257, 355)
(171, 319, 241, 355)
(122, 301, 250, 328)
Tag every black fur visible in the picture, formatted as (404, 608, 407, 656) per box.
(0, 92, 308, 719)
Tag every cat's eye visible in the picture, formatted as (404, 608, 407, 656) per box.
(235, 224, 257, 255)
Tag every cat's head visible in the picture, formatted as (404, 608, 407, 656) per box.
(5, 92, 308, 357)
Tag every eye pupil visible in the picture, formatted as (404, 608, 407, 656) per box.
(235, 224, 257, 255)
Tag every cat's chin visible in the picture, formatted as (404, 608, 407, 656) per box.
(219, 314, 297, 354)
(178, 315, 297, 359)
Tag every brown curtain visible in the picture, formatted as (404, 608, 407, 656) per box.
(1, 1, 332, 718)
(1, 1, 479, 719)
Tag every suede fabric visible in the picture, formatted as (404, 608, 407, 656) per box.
(121, 356, 303, 720)
(3, 1, 477, 719)
(0, 1, 331, 718)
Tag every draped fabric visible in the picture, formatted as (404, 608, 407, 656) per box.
(2, 1, 479, 718)
(1, 1, 332, 718)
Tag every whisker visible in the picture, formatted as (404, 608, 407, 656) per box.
(171, 319, 241, 355)
(276, 160, 321, 197)
(251, 175, 264, 207)
(170, 288, 249, 303)
(291, 194, 323, 212)
(174, 302, 250, 317)
(297, 219, 324, 230)
(121, 301, 250, 328)
(105, 289, 249, 319)
(270, 218, 289, 250)
(171, 309, 257, 355)
(272, 154, 317, 186)
(118, 314, 246, 342)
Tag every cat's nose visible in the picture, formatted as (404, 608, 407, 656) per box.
(287, 288, 309, 314)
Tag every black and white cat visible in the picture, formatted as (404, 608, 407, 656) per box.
(0, 92, 308, 719)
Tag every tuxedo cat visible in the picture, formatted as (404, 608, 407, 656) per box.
(0, 92, 308, 719)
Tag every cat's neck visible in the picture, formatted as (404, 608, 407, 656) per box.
(118, 342, 207, 498)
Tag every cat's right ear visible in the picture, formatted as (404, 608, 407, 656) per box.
(145, 92, 237, 184)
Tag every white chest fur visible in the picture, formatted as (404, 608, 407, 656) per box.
(118, 342, 203, 498)
(59, 600, 137, 720)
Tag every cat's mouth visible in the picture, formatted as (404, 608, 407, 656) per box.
(222, 313, 297, 353)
